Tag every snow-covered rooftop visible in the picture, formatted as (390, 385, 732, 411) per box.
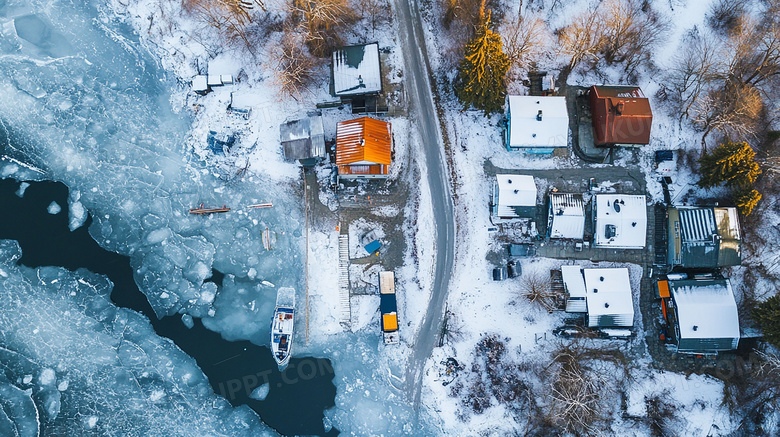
(583, 268, 633, 327)
(495, 174, 536, 218)
(506, 96, 568, 149)
(332, 43, 382, 96)
(671, 279, 739, 341)
(561, 265, 586, 298)
(594, 194, 647, 249)
(548, 193, 584, 239)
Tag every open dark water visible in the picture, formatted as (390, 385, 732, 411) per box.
(0, 178, 338, 436)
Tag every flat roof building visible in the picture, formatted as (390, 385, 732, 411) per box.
(593, 194, 647, 249)
(505, 96, 569, 154)
(491, 175, 537, 220)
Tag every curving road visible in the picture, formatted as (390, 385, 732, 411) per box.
(394, 0, 456, 411)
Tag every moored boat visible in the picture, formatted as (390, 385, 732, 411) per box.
(270, 287, 295, 369)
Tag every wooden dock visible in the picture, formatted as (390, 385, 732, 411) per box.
(189, 204, 230, 215)
(338, 234, 352, 329)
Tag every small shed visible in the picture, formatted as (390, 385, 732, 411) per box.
(659, 278, 740, 353)
(547, 193, 585, 240)
(505, 96, 569, 153)
(335, 116, 392, 179)
(492, 174, 537, 220)
(561, 265, 587, 313)
(589, 85, 652, 146)
(667, 206, 742, 268)
(593, 194, 647, 249)
(331, 42, 382, 97)
(583, 268, 633, 328)
(280, 115, 326, 165)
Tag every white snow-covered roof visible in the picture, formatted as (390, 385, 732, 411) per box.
(561, 266, 586, 298)
(671, 280, 739, 340)
(594, 195, 647, 249)
(208, 54, 242, 78)
(332, 43, 382, 96)
(583, 268, 633, 327)
(506, 96, 569, 148)
(495, 174, 536, 217)
(548, 193, 584, 239)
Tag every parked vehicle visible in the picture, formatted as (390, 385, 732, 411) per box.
(379, 271, 399, 344)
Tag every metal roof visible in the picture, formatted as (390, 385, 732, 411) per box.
(548, 193, 585, 239)
(672, 207, 742, 268)
(280, 115, 326, 161)
(332, 43, 382, 96)
(335, 117, 392, 166)
(669, 279, 739, 347)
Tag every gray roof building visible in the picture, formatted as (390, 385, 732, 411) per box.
(280, 115, 326, 165)
(667, 206, 742, 268)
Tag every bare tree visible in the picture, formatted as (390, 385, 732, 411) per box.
(543, 341, 626, 435)
(693, 81, 764, 147)
(351, 0, 390, 38)
(519, 268, 558, 312)
(274, 30, 319, 97)
(599, 0, 669, 76)
(663, 29, 723, 123)
(289, 0, 356, 57)
(500, 12, 549, 83)
(556, 6, 603, 71)
(725, 18, 780, 87)
(183, 0, 265, 47)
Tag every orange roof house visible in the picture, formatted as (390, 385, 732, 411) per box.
(336, 117, 392, 179)
(589, 85, 652, 146)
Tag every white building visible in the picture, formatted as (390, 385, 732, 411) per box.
(594, 194, 647, 249)
(505, 96, 569, 154)
(491, 175, 537, 220)
(548, 193, 585, 240)
(562, 267, 634, 328)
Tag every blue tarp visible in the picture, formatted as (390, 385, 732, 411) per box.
(364, 240, 381, 254)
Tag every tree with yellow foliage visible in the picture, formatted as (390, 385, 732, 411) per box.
(698, 141, 763, 215)
(455, 8, 509, 115)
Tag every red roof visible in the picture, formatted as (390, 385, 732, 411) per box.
(589, 85, 652, 146)
(336, 117, 392, 166)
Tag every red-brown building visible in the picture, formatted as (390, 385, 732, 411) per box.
(589, 85, 652, 147)
(336, 117, 392, 179)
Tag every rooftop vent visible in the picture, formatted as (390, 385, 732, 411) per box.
(600, 276, 605, 281)
(693, 325, 698, 331)
(604, 303, 610, 308)
(536, 110, 543, 121)
(593, 288, 598, 293)
(514, 190, 519, 194)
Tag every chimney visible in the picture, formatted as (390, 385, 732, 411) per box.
(536, 110, 543, 121)
(615, 101, 625, 115)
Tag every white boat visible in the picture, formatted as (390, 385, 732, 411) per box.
(270, 287, 295, 369)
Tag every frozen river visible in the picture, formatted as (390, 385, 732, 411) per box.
(0, 0, 336, 435)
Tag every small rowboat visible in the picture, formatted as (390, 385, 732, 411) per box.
(189, 203, 230, 215)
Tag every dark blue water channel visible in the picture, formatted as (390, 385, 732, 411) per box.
(0, 178, 338, 436)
